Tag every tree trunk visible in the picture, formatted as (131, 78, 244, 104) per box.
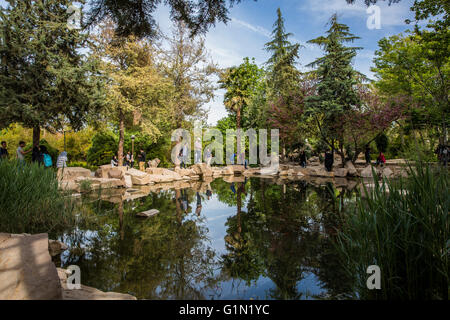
(118, 108, 125, 166)
(32, 126, 40, 147)
(236, 106, 242, 164)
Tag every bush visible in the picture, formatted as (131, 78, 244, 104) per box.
(375, 133, 389, 153)
(86, 131, 117, 166)
(337, 163, 449, 299)
(0, 160, 76, 234)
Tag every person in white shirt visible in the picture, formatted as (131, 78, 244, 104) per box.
(56, 151, 68, 168)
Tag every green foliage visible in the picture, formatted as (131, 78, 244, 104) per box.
(337, 164, 449, 299)
(86, 131, 117, 166)
(219, 57, 264, 129)
(264, 8, 301, 101)
(0, 160, 76, 234)
(0, 0, 105, 138)
(375, 133, 389, 152)
(305, 14, 361, 153)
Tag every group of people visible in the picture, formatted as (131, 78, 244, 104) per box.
(111, 149, 147, 170)
(365, 145, 386, 166)
(0, 140, 55, 168)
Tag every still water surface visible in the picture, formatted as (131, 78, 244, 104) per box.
(54, 177, 358, 299)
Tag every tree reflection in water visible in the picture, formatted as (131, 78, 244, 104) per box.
(55, 177, 358, 299)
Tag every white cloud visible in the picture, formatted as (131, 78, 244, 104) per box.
(231, 17, 271, 38)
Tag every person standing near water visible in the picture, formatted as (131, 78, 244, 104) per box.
(324, 150, 334, 172)
(138, 149, 146, 171)
(365, 145, 371, 165)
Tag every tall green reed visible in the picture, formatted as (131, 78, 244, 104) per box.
(0, 160, 76, 234)
(337, 163, 449, 300)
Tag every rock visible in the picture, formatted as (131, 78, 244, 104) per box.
(361, 165, 377, 178)
(75, 177, 125, 189)
(57, 167, 91, 181)
(385, 159, 407, 165)
(57, 268, 136, 300)
(59, 180, 79, 191)
(174, 167, 196, 176)
(48, 239, 69, 256)
(222, 166, 234, 175)
(136, 209, 160, 218)
(308, 166, 334, 178)
(107, 168, 124, 179)
(231, 165, 245, 175)
(0, 233, 62, 300)
(334, 168, 348, 177)
(125, 168, 153, 185)
(381, 167, 394, 178)
(191, 163, 206, 175)
(123, 175, 133, 188)
(147, 158, 161, 168)
(345, 161, 358, 176)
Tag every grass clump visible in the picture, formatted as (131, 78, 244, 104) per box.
(0, 160, 76, 234)
(337, 163, 449, 300)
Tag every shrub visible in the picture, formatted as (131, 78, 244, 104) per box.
(86, 131, 117, 166)
(0, 160, 76, 234)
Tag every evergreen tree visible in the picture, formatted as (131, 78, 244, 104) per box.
(305, 14, 362, 166)
(264, 8, 300, 101)
(0, 0, 105, 146)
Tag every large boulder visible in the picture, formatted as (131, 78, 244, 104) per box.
(345, 161, 358, 177)
(222, 166, 234, 175)
(125, 168, 153, 185)
(361, 165, 377, 178)
(381, 167, 394, 178)
(308, 166, 334, 178)
(334, 168, 348, 177)
(75, 177, 125, 189)
(58, 167, 91, 180)
(147, 158, 161, 168)
(231, 165, 245, 175)
(0, 233, 62, 300)
(174, 167, 196, 176)
(48, 239, 69, 257)
(57, 268, 136, 300)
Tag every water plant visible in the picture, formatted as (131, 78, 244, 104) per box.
(0, 160, 76, 234)
(337, 163, 449, 300)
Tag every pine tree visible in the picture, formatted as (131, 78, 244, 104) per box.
(0, 0, 105, 146)
(264, 8, 300, 101)
(305, 14, 362, 166)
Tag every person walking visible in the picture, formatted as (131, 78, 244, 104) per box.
(365, 145, 371, 165)
(56, 151, 68, 169)
(0, 141, 8, 160)
(194, 138, 202, 164)
(138, 149, 146, 171)
(125, 151, 131, 168)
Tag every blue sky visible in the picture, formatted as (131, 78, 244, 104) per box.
(155, 0, 417, 125)
(1, 0, 417, 125)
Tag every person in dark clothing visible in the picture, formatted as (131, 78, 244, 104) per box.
(31, 143, 42, 164)
(0, 141, 8, 160)
(299, 150, 307, 168)
(324, 150, 334, 172)
(365, 145, 371, 165)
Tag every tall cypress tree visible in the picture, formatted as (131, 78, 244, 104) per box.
(264, 8, 300, 101)
(0, 0, 104, 146)
(305, 14, 361, 166)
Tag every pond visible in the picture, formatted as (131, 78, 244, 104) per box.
(53, 176, 360, 300)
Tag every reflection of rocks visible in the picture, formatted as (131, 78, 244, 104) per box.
(0, 233, 62, 300)
(136, 209, 160, 218)
(334, 168, 348, 177)
(222, 175, 246, 183)
(57, 268, 136, 300)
